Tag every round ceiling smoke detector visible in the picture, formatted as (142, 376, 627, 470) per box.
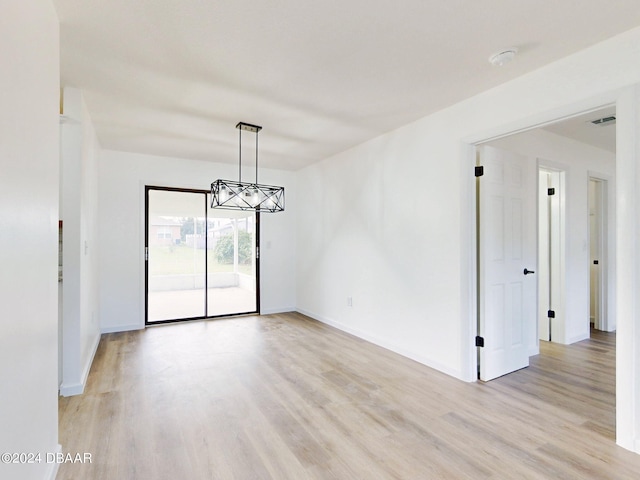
(489, 48, 518, 66)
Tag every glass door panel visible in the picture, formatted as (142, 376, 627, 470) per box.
(147, 189, 206, 322)
(206, 201, 257, 316)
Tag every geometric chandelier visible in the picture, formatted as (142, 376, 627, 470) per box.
(211, 122, 285, 213)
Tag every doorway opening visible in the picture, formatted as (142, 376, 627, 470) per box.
(145, 186, 260, 325)
(589, 176, 608, 332)
(537, 167, 566, 343)
(474, 104, 617, 439)
(475, 104, 616, 376)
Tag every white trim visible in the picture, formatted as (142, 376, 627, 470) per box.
(460, 143, 477, 382)
(568, 333, 591, 344)
(537, 161, 568, 344)
(140, 181, 147, 331)
(59, 382, 84, 397)
(82, 332, 100, 385)
(59, 333, 100, 397)
(44, 444, 62, 480)
(587, 170, 616, 333)
(297, 308, 464, 380)
(261, 307, 295, 315)
(101, 323, 143, 334)
(614, 86, 638, 453)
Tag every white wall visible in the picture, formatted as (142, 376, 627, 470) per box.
(98, 150, 296, 332)
(296, 131, 465, 377)
(489, 128, 616, 344)
(59, 88, 102, 396)
(616, 86, 640, 455)
(295, 26, 640, 453)
(0, 1, 61, 479)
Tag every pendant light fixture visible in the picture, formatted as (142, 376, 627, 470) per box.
(211, 122, 285, 212)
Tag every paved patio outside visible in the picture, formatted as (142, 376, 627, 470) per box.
(148, 286, 256, 322)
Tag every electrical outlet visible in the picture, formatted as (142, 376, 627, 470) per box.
(347, 296, 353, 307)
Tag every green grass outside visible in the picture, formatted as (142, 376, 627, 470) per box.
(149, 245, 253, 275)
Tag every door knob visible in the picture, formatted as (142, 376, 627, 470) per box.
(524, 268, 535, 275)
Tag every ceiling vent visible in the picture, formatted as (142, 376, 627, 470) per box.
(590, 115, 616, 126)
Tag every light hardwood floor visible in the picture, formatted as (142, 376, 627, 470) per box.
(58, 313, 640, 479)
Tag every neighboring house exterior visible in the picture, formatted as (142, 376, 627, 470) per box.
(149, 216, 182, 246)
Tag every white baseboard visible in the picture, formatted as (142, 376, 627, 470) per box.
(101, 323, 143, 334)
(295, 308, 464, 381)
(568, 332, 591, 344)
(59, 381, 85, 397)
(260, 307, 295, 315)
(44, 444, 62, 480)
(59, 332, 100, 397)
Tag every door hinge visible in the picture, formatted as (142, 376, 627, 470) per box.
(145, 246, 149, 261)
(475, 336, 485, 347)
(256, 246, 259, 259)
(548, 187, 555, 196)
(548, 310, 556, 318)
(475, 166, 484, 177)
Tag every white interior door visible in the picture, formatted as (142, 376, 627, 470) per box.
(538, 168, 566, 342)
(478, 145, 537, 381)
(589, 178, 603, 330)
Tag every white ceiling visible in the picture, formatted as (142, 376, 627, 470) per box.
(53, 0, 639, 170)
(542, 106, 617, 153)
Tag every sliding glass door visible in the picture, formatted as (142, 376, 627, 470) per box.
(206, 205, 258, 317)
(145, 187, 259, 324)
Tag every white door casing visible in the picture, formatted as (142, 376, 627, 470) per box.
(537, 168, 566, 343)
(589, 178, 606, 330)
(538, 170, 552, 341)
(478, 145, 537, 381)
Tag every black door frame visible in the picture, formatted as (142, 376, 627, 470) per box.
(145, 185, 260, 325)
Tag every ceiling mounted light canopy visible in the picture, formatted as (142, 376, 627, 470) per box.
(211, 122, 285, 213)
(488, 48, 518, 66)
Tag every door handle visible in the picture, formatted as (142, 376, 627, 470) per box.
(524, 268, 535, 275)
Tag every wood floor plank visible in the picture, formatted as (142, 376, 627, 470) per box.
(57, 314, 640, 479)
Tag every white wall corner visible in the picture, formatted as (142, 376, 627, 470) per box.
(59, 381, 85, 397)
(614, 86, 640, 454)
(460, 142, 478, 383)
(59, 333, 100, 397)
(101, 324, 144, 334)
(44, 444, 63, 480)
(297, 308, 465, 381)
(261, 307, 296, 315)
(568, 333, 590, 344)
(1, 0, 60, 468)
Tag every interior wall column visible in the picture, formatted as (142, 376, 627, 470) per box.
(615, 86, 640, 453)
